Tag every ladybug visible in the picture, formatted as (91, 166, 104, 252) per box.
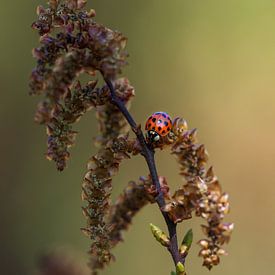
(145, 112, 172, 143)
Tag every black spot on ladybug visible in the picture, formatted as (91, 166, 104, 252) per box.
(148, 123, 152, 127)
(152, 117, 156, 122)
(167, 127, 170, 131)
(164, 121, 168, 126)
(158, 119, 162, 124)
(162, 130, 166, 134)
(158, 126, 161, 131)
(152, 126, 155, 130)
(162, 114, 167, 118)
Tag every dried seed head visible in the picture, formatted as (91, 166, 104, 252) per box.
(107, 177, 153, 246)
(198, 239, 209, 249)
(167, 117, 233, 269)
(30, 0, 129, 170)
(171, 117, 188, 137)
(81, 77, 137, 273)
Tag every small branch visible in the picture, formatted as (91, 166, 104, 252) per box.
(103, 77, 183, 266)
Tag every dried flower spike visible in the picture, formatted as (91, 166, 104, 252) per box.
(30, 0, 129, 170)
(168, 118, 233, 269)
(30, 1, 233, 274)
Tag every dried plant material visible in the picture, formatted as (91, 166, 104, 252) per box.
(82, 135, 139, 273)
(30, 0, 128, 170)
(81, 79, 139, 274)
(144, 175, 171, 200)
(94, 78, 135, 146)
(162, 189, 192, 223)
(82, 138, 128, 273)
(108, 177, 154, 246)
(166, 119, 233, 269)
(30, 1, 233, 274)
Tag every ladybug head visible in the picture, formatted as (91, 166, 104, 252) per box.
(147, 130, 160, 143)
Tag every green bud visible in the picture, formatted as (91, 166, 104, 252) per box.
(150, 223, 170, 247)
(171, 271, 177, 275)
(176, 262, 185, 274)
(179, 229, 193, 256)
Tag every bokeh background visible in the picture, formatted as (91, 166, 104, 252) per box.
(1, 0, 275, 274)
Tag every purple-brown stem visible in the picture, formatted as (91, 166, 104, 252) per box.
(103, 77, 183, 266)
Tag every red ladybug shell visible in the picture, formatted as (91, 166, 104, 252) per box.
(145, 112, 172, 136)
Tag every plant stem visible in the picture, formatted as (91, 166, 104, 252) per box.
(103, 77, 182, 266)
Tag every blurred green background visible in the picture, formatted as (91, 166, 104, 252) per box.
(1, 0, 275, 274)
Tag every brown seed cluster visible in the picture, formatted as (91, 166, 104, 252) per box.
(30, 1, 233, 273)
(30, 0, 128, 170)
(162, 117, 233, 269)
(107, 177, 155, 247)
(94, 78, 136, 146)
(81, 79, 142, 274)
(81, 135, 133, 273)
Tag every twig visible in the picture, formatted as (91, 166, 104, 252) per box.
(103, 77, 183, 266)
